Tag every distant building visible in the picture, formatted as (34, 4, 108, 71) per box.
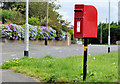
(118, 1, 120, 24)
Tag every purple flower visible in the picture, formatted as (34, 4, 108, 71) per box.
(17, 32, 19, 34)
(7, 33, 10, 35)
(13, 37, 15, 39)
(13, 28, 16, 31)
(43, 37, 45, 39)
(46, 34, 49, 36)
(1, 30, 4, 33)
(16, 36, 18, 39)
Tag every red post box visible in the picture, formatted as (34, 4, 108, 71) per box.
(74, 4, 97, 38)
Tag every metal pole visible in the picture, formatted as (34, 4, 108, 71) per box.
(24, 0, 29, 57)
(106, 18, 107, 28)
(46, 1, 49, 28)
(83, 38, 88, 82)
(45, 1, 49, 46)
(100, 22, 102, 44)
(108, 0, 110, 53)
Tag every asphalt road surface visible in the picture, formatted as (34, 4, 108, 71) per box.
(0, 43, 118, 82)
(1, 43, 118, 62)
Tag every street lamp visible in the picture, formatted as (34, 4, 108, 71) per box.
(100, 22, 102, 44)
(46, 1, 49, 28)
(108, 0, 110, 53)
(24, 0, 29, 57)
(45, 1, 49, 45)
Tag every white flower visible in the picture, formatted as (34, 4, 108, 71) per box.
(15, 57, 18, 60)
(5, 61, 9, 63)
(93, 57, 95, 60)
(13, 58, 15, 59)
(88, 54, 91, 56)
(113, 62, 115, 65)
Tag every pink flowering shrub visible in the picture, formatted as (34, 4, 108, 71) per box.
(1, 24, 64, 40)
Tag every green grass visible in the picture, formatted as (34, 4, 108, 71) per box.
(1, 52, 118, 82)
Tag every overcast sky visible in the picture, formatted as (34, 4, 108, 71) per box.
(56, 0, 119, 25)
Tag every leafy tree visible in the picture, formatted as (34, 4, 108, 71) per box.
(1, 9, 14, 23)
(2, 1, 72, 39)
(89, 22, 120, 44)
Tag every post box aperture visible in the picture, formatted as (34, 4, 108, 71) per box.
(74, 4, 97, 38)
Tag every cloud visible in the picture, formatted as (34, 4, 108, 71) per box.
(58, 11, 70, 21)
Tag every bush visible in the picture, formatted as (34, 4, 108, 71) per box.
(12, 10, 25, 25)
(1, 24, 62, 40)
(28, 17, 40, 26)
(1, 24, 23, 40)
(1, 9, 25, 25)
(68, 29, 74, 40)
(1, 9, 14, 23)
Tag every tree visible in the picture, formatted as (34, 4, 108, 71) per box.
(2, 1, 72, 37)
(89, 22, 120, 44)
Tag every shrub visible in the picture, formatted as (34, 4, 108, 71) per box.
(28, 17, 40, 26)
(1, 9, 25, 25)
(1, 24, 23, 40)
(1, 24, 63, 40)
(68, 29, 74, 40)
(1, 9, 14, 23)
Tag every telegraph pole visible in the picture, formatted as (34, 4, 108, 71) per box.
(100, 22, 102, 44)
(108, 0, 110, 53)
(24, 0, 29, 57)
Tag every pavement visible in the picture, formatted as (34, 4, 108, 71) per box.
(0, 42, 118, 82)
(1, 69, 36, 82)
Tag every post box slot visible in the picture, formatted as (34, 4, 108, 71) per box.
(74, 9, 83, 12)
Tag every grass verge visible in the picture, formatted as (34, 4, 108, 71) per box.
(1, 52, 118, 82)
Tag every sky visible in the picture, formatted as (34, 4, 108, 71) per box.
(55, 0, 119, 25)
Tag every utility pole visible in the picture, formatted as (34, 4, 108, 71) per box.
(24, 0, 29, 57)
(108, 0, 110, 53)
(100, 22, 102, 44)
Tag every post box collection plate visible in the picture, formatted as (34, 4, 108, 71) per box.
(77, 21, 80, 33)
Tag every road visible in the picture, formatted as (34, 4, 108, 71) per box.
(1, 43, 118, 62)
(0, 43, 118, 82)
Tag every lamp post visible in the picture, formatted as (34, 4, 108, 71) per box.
(46, 1, 49, 28)
(24, 0, 29, 57)
(108, 0, 110, 53)
(45, 1, 49, 45)
(100, 22, 102, 44)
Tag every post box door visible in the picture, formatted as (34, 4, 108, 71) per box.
(74, 9, 84, 37)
